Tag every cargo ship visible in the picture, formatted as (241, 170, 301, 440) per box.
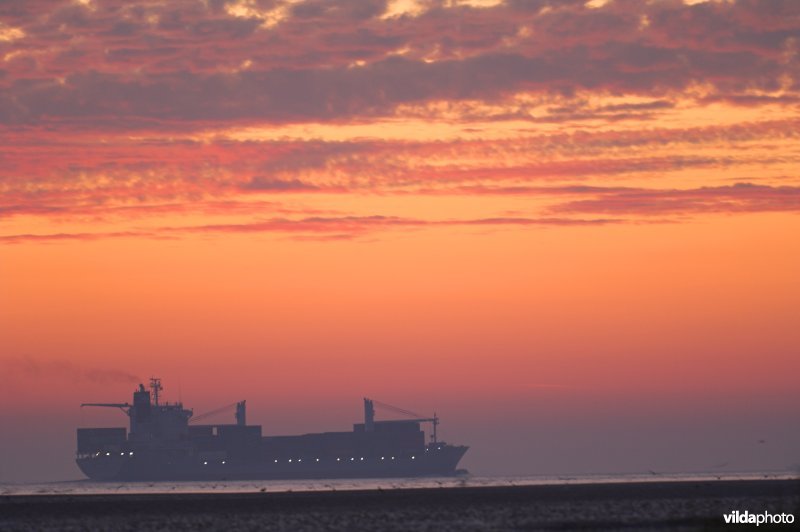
(76, 379, 469, 481)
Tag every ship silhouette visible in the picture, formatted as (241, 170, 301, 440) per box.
(76, 378, 469, 481)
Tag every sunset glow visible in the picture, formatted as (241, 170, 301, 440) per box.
(1, 0, 799, 482)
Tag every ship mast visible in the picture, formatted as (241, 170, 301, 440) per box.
(150, 377, 162, 406)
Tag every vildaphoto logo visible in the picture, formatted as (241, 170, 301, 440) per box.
(723, 510, 795, 526)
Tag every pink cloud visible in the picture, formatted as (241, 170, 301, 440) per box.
(2, 0, 797, 124)
(0, 214, 621, 244)
(549, 183, 800, 216)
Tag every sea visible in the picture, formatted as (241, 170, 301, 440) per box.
(1, 470, 795, 497)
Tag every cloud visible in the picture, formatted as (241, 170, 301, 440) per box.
(0, 214, 621, 244)
(4, 182, 798, 244)
(173, 214, 623, 238)
(549, 183, 800, 216)
(1, 0, 797, 243)
(1, 0, 797, 125)
(241, 177, 321, 191)
(0, 355, 140, 383)
(0, 50, 781, 124)
(0, 230, 151, 244)
(1, 115, 796, 223)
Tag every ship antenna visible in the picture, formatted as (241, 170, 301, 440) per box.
(149, 377, 162, 406)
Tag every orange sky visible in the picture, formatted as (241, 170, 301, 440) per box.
(1, 0, 799, 482)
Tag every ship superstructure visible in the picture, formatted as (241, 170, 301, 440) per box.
(76, 379, 468, 481)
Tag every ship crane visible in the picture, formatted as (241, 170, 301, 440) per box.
(189, 400, 247, 426)
(368, 399, 440, 444)
(80, 402, 132, 415)
(81, 378, 164, 415)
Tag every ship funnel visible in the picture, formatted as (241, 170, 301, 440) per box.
(235, 400, 246, 426)
(364, 398, 374, 432)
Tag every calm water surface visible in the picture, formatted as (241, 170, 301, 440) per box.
(1, 471, 794, 496)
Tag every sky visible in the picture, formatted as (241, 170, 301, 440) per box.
(1, 0, 799, 483)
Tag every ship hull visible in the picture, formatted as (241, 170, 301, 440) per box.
(76, 445, 468, 481)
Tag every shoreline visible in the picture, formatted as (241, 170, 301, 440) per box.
(2, 478, 798, 530)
